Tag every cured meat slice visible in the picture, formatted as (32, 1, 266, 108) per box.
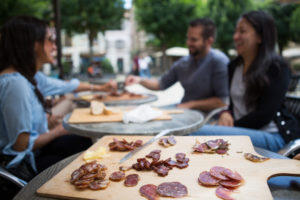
(210, 166, 229, 181)
(139, 184, 158, 200)
(158, 138, 169, 147)
(89, 180, 110, 190)
(124, 174, 139, 187)
(71, 169, 86, 183)
(216, 186, 235, 200)
(244, 153, 270, 162)
(154, 165, 170, 177)
(198, 171, 219, 186)
(175, 153, 186, 163)
(119, 165, 132, 171)
(157, 182, 188, 198)
(175, 162, 188, 169)
(219, 180, 242, 188)
(158, 136, 177, 147)
(146, 150, 161, 160)
(222, 169, 243, 181)
(109, 171, 125, 182)
(167, 136, 176, 145)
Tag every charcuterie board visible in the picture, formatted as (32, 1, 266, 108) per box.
(37, 136, 300, 200)
(68, 108, 184, 124)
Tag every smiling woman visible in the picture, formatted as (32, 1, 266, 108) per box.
(191, 10, 300, 153)
(0, 16, 92, 181)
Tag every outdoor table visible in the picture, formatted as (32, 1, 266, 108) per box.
(63, 109, 204, 139)
(13, 147, 300, 200)
(74, 93, 158, 107)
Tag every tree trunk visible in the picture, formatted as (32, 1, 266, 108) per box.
(88, 31, 95, 60)
(161, 44, 168, 73)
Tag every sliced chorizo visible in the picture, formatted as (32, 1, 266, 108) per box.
(157, 182, 188, 198)
(124, 174, 139, 187)
(139, 184, 158, 200)
(198, 171, 219, 186)
(109, 171, 125, 182)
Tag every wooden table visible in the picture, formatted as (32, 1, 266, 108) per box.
(13, 147, 300, 200)
(63, 109, 204, 138)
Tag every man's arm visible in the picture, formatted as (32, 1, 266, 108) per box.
(177, 97, 226, 112)
(125, 75, 161, 90)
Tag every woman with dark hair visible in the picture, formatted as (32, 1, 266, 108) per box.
(0, 16, 92, 181)
(191, 10, 299, 152)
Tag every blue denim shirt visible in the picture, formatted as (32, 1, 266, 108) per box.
(0, 72, 79, 171)
(35, 71, 79, 97)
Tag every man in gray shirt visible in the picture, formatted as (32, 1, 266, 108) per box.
(125, 18, 229, 112)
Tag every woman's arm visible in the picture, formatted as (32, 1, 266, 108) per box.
(12, 124, 68, 151)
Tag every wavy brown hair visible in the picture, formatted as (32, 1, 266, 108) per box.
(0, 16, 48, 111)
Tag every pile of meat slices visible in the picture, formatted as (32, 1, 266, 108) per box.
(140, 182, 188, 200)
(70, 161, 109, 190)
(132, 150, 189, 176)
(198, 166, 244, 200)
(108, 138, 143, 151)
(193, 139, 230, 154)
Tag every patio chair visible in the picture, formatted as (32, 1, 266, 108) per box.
(288, 74, 300, 92)
(0, 165, 27, 199)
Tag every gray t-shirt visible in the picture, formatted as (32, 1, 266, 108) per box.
(230, 65, 278, 132)
(159, 49, 229, 103)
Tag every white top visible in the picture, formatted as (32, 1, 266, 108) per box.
(230, 65, 278, 132)
(139, 56, 151, 70)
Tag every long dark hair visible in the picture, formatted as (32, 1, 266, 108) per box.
(233, 10, 287, 109)
(0, 16, 48, 111)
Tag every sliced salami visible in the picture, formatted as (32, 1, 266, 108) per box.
(219, 180, 242, 188)
(198, 171, 219, 186)
(124, 174, 139, 187)
(222, 169, 243, 181)
(157, 182, 188, 198)
(139, 184, 158, 200)
(210, 166, 229, 180)
(89, 180, 110, 190)
(109, 171, 125, 182)
(215, 186, 235, 200)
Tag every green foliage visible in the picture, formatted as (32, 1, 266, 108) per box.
(135, 0, 196, 49)
(0, 0, 51, 25)
(206, 0, 254, 54)
(60, 0, 124, 58)
(290, 6, 300, 43)
(267, 2, 297, 54)
(101, 58, 114, 73)
(60, 0, 124, 35)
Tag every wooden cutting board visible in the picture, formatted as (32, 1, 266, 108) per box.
(37, 136, 300, 200)
(68, 108, 184, 124)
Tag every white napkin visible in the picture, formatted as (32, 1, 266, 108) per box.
(123, 105, 163, 124)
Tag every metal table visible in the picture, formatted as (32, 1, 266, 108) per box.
(63, 109, 204, 138)
(13, 147, 300, 200)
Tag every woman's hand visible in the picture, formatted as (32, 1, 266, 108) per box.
(218, 111, 234, 127)
(47, 114, 63, 129)
(101, 80, 117, 92)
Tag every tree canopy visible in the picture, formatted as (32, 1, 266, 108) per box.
(60, 0, 125, 56)
(0, 0, 51, 25)
(135, 0, 196, 50)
